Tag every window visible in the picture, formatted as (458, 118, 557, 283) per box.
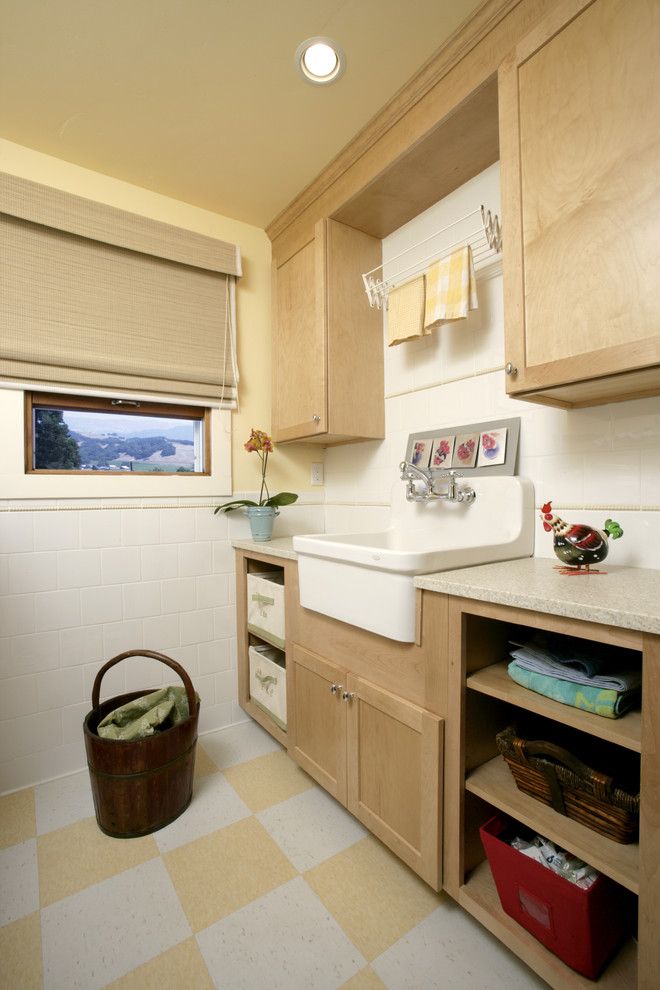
(26, 393, 210, 476)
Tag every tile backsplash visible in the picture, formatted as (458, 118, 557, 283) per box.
(325, 163, 660, 564)
(0, 496, 323, 792)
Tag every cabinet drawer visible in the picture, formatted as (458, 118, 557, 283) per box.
(247, 572, 285, 648)
(249, 644, 286, 731)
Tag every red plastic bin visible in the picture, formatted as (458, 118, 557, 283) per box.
(479, 813, 633, 979)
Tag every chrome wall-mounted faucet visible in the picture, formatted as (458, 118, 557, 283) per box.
(399, 462, 476, 504)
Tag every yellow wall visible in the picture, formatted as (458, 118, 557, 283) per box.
(0, 138, 318, 495)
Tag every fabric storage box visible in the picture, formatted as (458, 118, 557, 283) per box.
(247, 571, 285, 648)
(479, 813, 632, 978)
(249, 644, 286, 730)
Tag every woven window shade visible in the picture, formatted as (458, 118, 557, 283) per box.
(0, 173, 241, 405)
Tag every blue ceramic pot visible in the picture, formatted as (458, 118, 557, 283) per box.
(245, 506, 279, 542)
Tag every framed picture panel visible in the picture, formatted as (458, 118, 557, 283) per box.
(405, 418, 520, 478)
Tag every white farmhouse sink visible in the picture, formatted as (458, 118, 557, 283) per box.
(293, 476, 535, 642)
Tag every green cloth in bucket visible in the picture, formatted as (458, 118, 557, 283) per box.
(97, 685, 197, 740)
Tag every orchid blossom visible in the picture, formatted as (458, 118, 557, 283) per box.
(214, 429, 298, 514)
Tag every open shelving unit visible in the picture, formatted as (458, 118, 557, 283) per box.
(235, 549, 297, 748)
(445, 598, 643, 989)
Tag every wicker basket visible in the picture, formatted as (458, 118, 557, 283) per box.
(495, 726, 639, 844)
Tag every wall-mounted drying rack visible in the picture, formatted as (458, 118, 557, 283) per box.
(362, 205, 502, 310)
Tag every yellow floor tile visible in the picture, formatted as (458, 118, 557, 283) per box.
(164, 816, 296, 932)
(106, 937, 214, 990)
(341, 966, 389, 990)
(305, 836, 441, 961)
(222, 749, 314, 812)
(37, 817, 159, 906)
(194, 745, 220, 779)
(0, 787, 36, 849)
(0, 911, 42, 990)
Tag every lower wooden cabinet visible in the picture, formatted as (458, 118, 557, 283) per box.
(291, 643, 443, 889)
(291, 644, 347, 803)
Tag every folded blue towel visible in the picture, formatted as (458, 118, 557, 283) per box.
(509, 634, 641, 693)
(507, 661, 640, 719)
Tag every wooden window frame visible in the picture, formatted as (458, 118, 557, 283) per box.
(25, 392, 212, 477)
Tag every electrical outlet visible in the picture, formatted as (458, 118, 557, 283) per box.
(310, 462, 324, 486)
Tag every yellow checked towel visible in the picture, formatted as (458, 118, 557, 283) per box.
(424, 245, 478, 331)
(387, 275, 427, 346)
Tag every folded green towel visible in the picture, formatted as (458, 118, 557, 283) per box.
(507, 661, 640, 719)
(97, 685, 197, 740)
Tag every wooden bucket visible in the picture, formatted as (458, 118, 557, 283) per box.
(83, 650, 200, 838)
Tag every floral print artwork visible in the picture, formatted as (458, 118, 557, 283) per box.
(429, 435, 455, 469)
(477, 427, 507, 466)
(451, 433, 479, 468)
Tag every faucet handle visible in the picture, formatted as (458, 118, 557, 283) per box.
(439, 469, 462, 479)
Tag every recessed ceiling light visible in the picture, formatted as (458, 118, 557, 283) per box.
(295, 37, 346, 85)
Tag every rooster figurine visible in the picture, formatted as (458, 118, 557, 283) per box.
(540, 501, 623, 572)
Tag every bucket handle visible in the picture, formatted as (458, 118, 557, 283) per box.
(92, 650, 197, 715)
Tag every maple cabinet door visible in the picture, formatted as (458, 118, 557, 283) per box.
(290, 644, 347, 803)
(346, 674, 443, 890)
(500, 0, 660, 405)
(271, 218, 383, 442)
(272, 226, 327, 441)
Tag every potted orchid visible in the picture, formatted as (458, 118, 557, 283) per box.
(214, 428, 298, 541)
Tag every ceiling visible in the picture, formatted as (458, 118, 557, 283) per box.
(0, 0, 482, 228)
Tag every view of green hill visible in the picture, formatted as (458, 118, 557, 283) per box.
(70, 431, 194, 468)
(33, 409, 197, 472)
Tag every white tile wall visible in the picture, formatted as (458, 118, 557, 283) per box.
(101, 547, 141, 585)
(325, 163, 660, 568)
(0, 513, 34, 553)
(0, 495, 324, 793)
(80, 510, 122, 548)
(58, 549, 103, 590)
(9, 553, 58, 594)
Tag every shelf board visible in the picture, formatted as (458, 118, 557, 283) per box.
(465, 757, 639, 893)
(247, 625, 286, 653)
(459, 860, 637, 990)
(240, 698, 287, 747)
(466, 662, 641, 753)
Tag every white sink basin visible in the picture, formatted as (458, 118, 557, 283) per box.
(293, 476, 535, 642)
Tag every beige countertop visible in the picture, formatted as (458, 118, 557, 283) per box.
(232, 537, 297, 561)
(232, 540, 660, 635)
(414, 557, 660, 635)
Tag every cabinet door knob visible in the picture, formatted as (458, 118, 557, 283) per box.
(342, 691, 356, 702)
(505, 362, 518, 377)
(312, 414, 321, 423)
(330, 682, 342, 695)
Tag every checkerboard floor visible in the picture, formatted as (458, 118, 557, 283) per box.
(0, 720, 547, 989)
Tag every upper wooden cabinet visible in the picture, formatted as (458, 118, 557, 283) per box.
(499, 0, 660, 408)
(272, 218, 384, 444)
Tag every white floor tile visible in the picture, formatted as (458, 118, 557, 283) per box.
(372, 899, 547, 990)
(41, 858, 191, 990)
(0, 838, 39, 925)
(154, 772, 251, 853)
(199, 719, 281, 769)
(197, 875, 366, 990)
(257, 786, 367, 872)
(35, 770, 95, 835)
